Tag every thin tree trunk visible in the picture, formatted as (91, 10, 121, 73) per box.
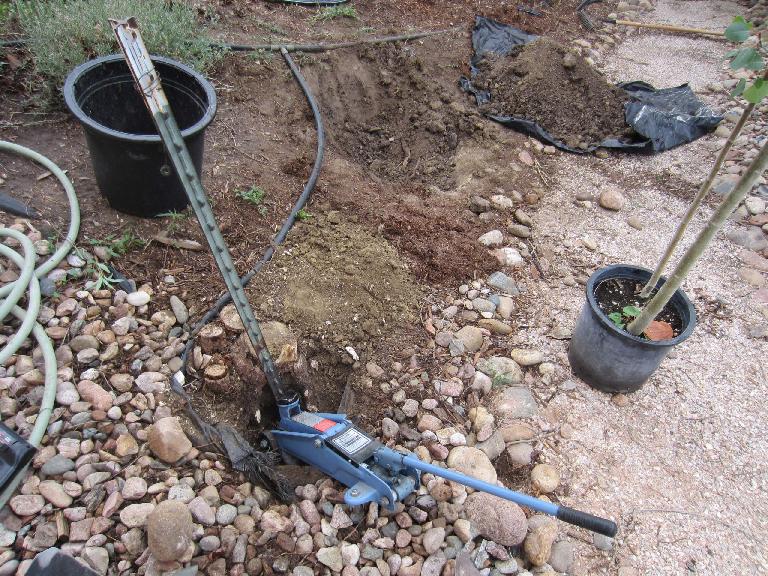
(628, 140, 768, 335)
(639, 102, 756, 298)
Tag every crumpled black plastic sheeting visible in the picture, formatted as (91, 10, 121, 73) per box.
(170, 375, 292, 501)
(460, 16, 722, 153)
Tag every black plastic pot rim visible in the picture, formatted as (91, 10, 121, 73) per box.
(586, 264, 696, 347)
(63, 54, 217, 144)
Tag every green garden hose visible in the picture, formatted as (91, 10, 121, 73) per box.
(0, 140, 80, 510)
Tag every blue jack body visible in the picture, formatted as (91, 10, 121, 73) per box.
(272, 400, 617, 537)
(272, 399, 419, 509)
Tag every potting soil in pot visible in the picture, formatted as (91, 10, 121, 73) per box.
(595, 277, 684, 338)
(471, 38, 633, 149)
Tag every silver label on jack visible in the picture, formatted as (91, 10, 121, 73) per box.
(330, 427, 372, 456)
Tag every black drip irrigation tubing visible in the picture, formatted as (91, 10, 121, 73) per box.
(221, 28, 462, 53)
(178, 46, 325, 378)
(265, 0, 349, 4)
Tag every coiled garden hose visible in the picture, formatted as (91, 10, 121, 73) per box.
(179, 46, 325, 376)
(0, 140, 80, 510)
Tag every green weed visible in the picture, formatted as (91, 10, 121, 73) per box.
(157, 210, 190, 235)
(86, 260, 120, 291)
(70, 246, 120, 291)
(87, 230, 145, 258)
(310, 5, 357, 22)
(247, 48, 275, 63)
(255, 19, 288, 36)
(236, 186, 268, 216)
(296, 208, 311, 221)
(0, 2, 12, 25)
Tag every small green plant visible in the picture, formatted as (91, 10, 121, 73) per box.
(0, 1, 12, 25)
(86, 260, 120, 291)
(236, 185, 266, 205)
(157, 210, 189, 235)
(236, 186, 269, 216)
(69, 246, 120, 290)
(607, 306, 641, 330)
(255, 19, 288, 36)
(247, 49, 275, 63)
(87, 230, 144, 258)
(310, 5, 357, 22)
(296, 208, 311, 221)
(14, 0, 223, 90)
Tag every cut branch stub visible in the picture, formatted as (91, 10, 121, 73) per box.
(199, 323, 226, 354)
(220, 303, 245, 332)
(204, 361, 234, 394)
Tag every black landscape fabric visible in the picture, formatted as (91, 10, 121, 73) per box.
(460, 16, 723, 153)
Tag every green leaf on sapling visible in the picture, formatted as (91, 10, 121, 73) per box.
(744, 79, 768, 104)
(725, 16, 752, 43)
(731, 78, 747, 98)
(729, 47, 764, 71)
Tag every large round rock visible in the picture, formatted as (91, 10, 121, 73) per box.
(464, 492, 528, 546)
(147, 500, 193, 562)
(446, 446, 497, 484)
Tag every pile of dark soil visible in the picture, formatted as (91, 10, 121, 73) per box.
(472, 38, 633, 148)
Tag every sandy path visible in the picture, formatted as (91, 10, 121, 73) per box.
(528, 1, 768, 574)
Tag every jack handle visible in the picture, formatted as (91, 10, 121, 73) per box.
(400, 455, 617, 537)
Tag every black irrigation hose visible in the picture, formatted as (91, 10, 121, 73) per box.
(265, 0, 349, 4)
(220, 28, 462, 53)
(179, 46, 325, 377)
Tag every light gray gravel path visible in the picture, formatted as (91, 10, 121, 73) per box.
(529, 1, 768, 574)
(602, 0, 742, 92)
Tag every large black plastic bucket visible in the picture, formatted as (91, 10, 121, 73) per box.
(64, 54, 216, 217)
(568, 264, 696, 393)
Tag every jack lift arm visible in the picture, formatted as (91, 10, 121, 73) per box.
(111, 18, 617, 538)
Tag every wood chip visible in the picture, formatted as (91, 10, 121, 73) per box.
(152, 233, 203, 251)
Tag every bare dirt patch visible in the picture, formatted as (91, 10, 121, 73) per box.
(249, 212, 425, 420)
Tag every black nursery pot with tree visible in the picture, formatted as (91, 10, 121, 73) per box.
(568, 16, 768, 393)
(568, 265, 696, 393)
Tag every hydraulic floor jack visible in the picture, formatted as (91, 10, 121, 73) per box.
(111, 18, 617, 538)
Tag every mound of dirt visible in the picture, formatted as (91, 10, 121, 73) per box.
(307, 44, 488, 189)
(473, 38, 632, 148)
(249, 211, 423, 418)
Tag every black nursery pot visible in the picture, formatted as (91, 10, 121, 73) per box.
(64, 54, 217, 217)
(568, 264, 696, 393)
